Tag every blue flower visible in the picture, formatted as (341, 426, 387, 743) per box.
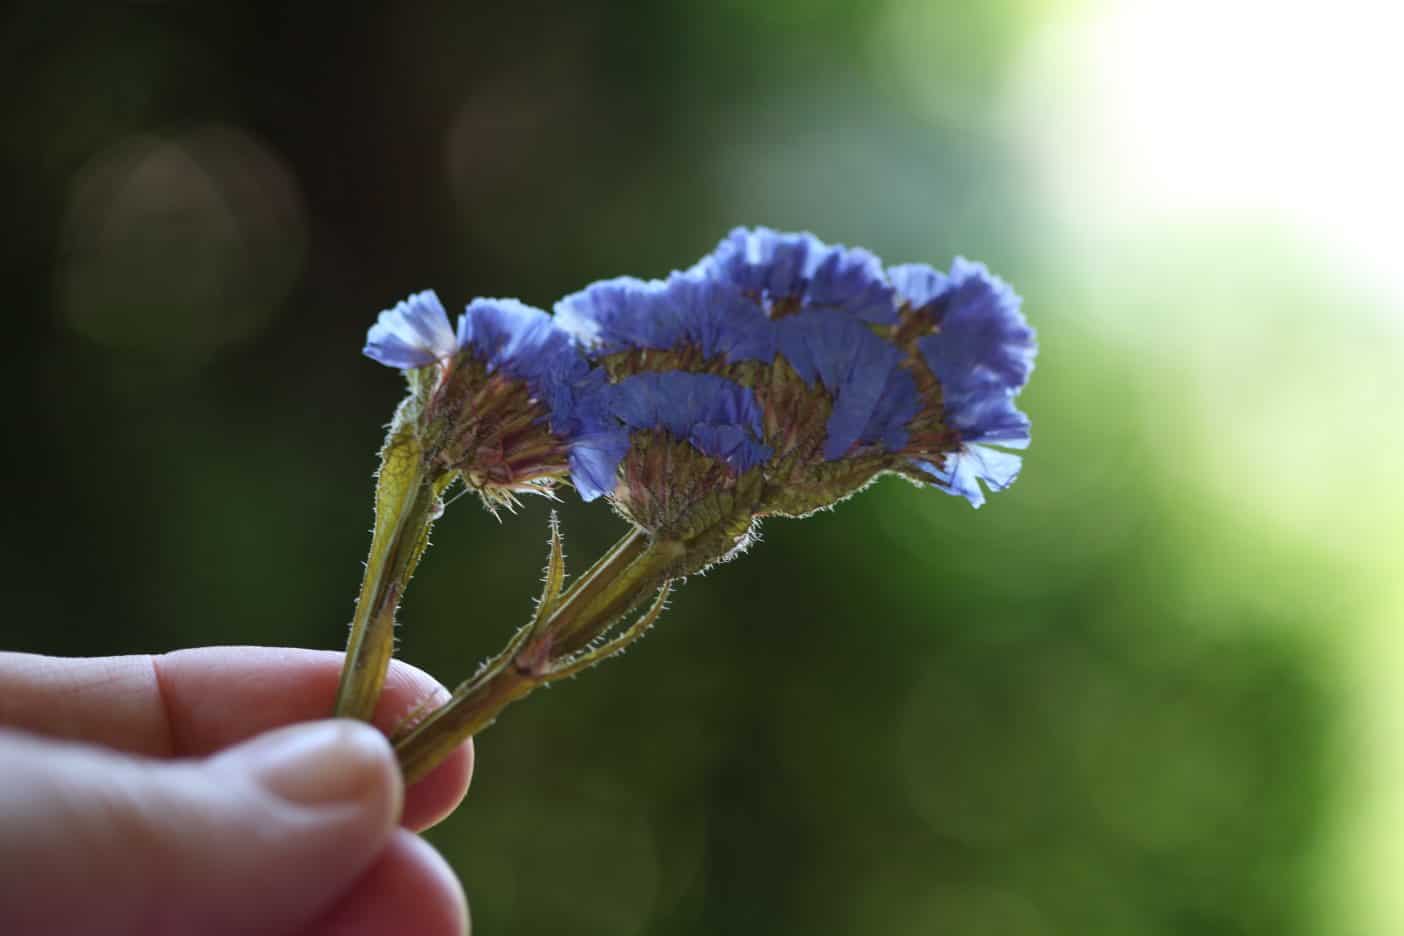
(911, 259, 1035, 400)
(555, 276, 682, 353)
(458, 298, 578, 388)
(859, 367, 921, 453)
(698, 227, 898, 324)
(773, 310, 914, 459)
(459, 299, 589, 419)
(364, 290, 458, 369)
(893, 258, 1036, 507)
(363, 232, 1035, 519)
(556, 272, 774, 363)
(364, 291, 630, 505)
(564, 429, 631, 503)
(911, 445, 1025, 510)
(605, 372, 771, 472)
(555, 232, 1035, 512)
(457, 298, 631, 502)
(885, 263, 948, 311)
(558, 231, 919, 466)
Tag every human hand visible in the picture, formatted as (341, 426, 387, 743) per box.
(0, 646, 474, 936)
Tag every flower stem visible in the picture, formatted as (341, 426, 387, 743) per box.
(541, 527, 648, 642)
(335, 421, 439, 721)
(393, 529, 683, 783)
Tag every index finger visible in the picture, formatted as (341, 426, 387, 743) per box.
(0, 646, 473, 831)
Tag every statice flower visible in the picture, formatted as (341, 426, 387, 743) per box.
(554, 227, 1036, 563)
(600, 370, 772, 549)
(341, 229, 1038, 782)
(695, 226, 897, 322)
(363, 290, 458, 368)
(364, 290, 625, 505)
(887, 258, 1036, 507)
(335, 290, 624, 721)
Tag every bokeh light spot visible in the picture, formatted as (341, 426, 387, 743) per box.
(59, 125, 306, 366)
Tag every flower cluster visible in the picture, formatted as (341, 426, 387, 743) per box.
(352, 228, 1037, 774)
(554, 227, 1035, 550)
(365, 290, 626, 505)
(364, 227, 1034, 549)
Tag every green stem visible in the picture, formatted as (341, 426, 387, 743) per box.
(394, 655, 534, 784)
(393, 529, 683, 783)
(543, 527, 648, 640)
(550, 533, 681, 656)
(335, 449, 438, 721)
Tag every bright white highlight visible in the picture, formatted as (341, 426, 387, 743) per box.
(1011, 0, 1404, 308)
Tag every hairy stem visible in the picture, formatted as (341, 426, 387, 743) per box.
(393, 529, 683, 783)
(335, 425, 439, 720)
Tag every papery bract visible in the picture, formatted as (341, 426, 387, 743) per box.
(697, 226, 898, 323)
(606, 371, 771, 472)
(364, 290, 458, 369)
(364, 292, 625, 505)
(891, 257, 1036, 506)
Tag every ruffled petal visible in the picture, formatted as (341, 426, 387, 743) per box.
(363, 290, 457, 369)
(919, 259, 1036, 399)
(689, 424, 772, 472)
(887, 263, 950, 310)
(458, 298, 576, 385)
(860, 368, 920, 453)
(700, 227, 898, 324)
(917, 443, 1025, 508)
(567, 430, 631, 502)
(556, 272, 773, 363)
(605, 372, 770, 469)
(774, 310, 908, 460)
(820, 329, 904, 460)
(554, 277, 686, 354)
(916, 259, 1035, 450)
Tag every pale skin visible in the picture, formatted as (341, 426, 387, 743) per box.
(0, 646, 475, 936)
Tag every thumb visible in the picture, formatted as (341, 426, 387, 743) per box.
(0, 720, 403, 936)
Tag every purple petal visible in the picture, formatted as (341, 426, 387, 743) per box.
(556, 272, 774, 364)
(860, 368, 920, 453)
(363, 290, 457, 369)
(700, 227, 898, 324)
(887, 263, 951, 310)
(605, 372, 770, 469)
(554, 277, 687, 354)
(917, 259, 1035, 449)
(773, 310, 908, 460)
(917, 443, 1025, 508)
(689, 424, 772, 472)
(568, 430, 631, 501)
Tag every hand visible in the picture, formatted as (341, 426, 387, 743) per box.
(0, 646, 474, 936)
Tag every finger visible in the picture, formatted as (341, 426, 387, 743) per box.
(0, 720, 415, 936)
(0, 647, 473, 831)
(0, 647, 449, 755)
(307, 830, 469, 936)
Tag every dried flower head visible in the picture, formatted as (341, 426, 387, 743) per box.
(345, 228, 1040, 777)
(364, 290, 626, 508)
(554, 228, 1036, 567)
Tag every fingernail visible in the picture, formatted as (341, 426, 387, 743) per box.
(243, 720, 397, 807)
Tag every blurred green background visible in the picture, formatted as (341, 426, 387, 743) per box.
(4, 0, 1400, 933)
